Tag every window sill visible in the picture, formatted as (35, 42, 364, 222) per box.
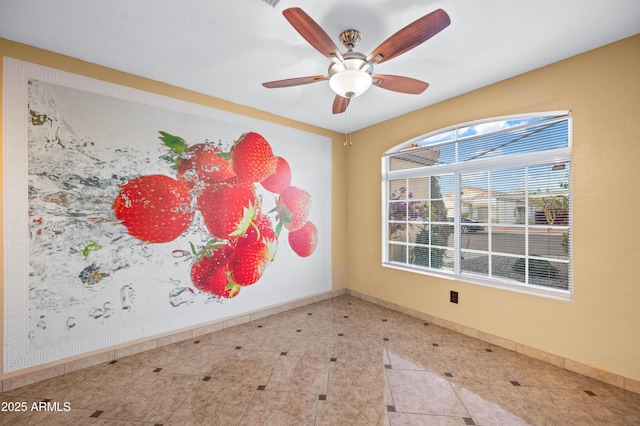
(382, 262, 573, 301)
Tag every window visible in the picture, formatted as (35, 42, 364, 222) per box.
(383, 112, 572, 298)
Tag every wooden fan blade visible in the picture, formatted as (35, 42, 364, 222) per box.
(367, 9, 450, 64)
(262, 75, 327, 88)
(372, 74, 429, 94)
(283, 8, 341, 59)
(332, 95, 350, 114)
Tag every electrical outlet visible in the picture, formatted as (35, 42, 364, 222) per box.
(450, 291, 459, 304)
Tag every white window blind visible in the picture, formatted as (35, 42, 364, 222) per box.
(383, 112, 572, 298)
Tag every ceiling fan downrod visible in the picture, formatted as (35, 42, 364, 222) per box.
(339, 29, 362, 51)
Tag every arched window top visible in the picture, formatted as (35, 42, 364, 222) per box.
(385, 111, 571, 172)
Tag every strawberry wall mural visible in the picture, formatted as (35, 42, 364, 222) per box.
(2, 59, 331, 372)
(112, 131, 318, 299)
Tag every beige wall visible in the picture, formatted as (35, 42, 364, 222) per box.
(2, 34, 640, 385)
(347, 34, 640, 382)
(0, 38, 347, 378)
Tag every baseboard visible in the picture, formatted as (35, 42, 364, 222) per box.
(4, 286, 638, 396)
(345, 289, 640, 395)
(0, 288, 346, 393)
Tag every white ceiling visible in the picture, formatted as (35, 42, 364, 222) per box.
(1, 0, 639, 133)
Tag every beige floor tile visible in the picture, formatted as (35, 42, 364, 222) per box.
(287, 330, 338, 359)
(99, 372, 200, 423)
(0, 395, 43, 425)
(80, 419, 154, 425)
(1, 407, 96, 425)
(343, 318, 388, 339)
(327, 361, 392, 406)
(337, 336, 388, 365)
(383, 320, 435, 341)
(495, 351, 592, 389)
(239, 390, 317, 426)
(207, 348, 280, 385)
(262, 310, 309, 331)
(265, 354, 330, 394)
(316, 401, 390, 426)
(58, 364, 154, 409)
(385, 339, 449, 373)
(388, 412, 468, 426)
(449, 377, 551, 425)
(437, 346, 511, 381)
(161, 341, 236, 375)
(164, 380, 256, 426)
(240, 327, 295, 352)
(387, 369, 469, 417)
(3, 365, 99, 400)
(594, 394, 640, 425)
(300, 315, 345, 336)
(197, 321, 260, 346)
(521, 387, 621, 425)
(113, 344, 182, 368)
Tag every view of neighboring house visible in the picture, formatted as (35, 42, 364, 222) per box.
(443, 186, 525, 224)
(443, 185, 568, 226)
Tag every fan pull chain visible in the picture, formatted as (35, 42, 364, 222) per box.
(344, 131, 352, 147)
(344, 107, 353, 147)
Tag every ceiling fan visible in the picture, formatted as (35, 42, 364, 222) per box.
(262, 7, 451, 114)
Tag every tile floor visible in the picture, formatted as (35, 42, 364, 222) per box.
(2, 294, 639, 425)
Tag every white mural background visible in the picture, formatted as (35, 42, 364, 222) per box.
(3, 58, 332, 372)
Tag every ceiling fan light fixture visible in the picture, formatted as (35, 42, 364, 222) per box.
(329, 69, 372, 98)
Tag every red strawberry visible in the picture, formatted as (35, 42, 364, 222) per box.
(177, 142, 235, 186)
(231, 132, 277, 183)
(227, 241, 268, 286)
(112, 174, 194, 243)
(197, 184, 258, 239)
(228, 234, 278, 286)
(276, 186, 311, 232)
(288, 221, 318, 257)
(261, 156, 291, 194)
(228, 212, 278, 286)
(190, 245, 240, 298)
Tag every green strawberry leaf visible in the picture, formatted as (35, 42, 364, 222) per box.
(275, 203, 293, 226)
(158, 131, 188, 166)
(192, 238, 227, 261)
(275, 220, 283, 237)
(29, 109, 52, 126)
(265, 238, 278, 263)
(81, 241, 102, 259)
(217, 151, 232, 161)
(159, 131, 188, 154)
(248, 221, 261, 241)
(229, 202, 257, 237)
(225, 274, 241, 297)
(159, 154, 177, 164)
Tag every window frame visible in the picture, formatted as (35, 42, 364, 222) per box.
(381, 111, 572, 300)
